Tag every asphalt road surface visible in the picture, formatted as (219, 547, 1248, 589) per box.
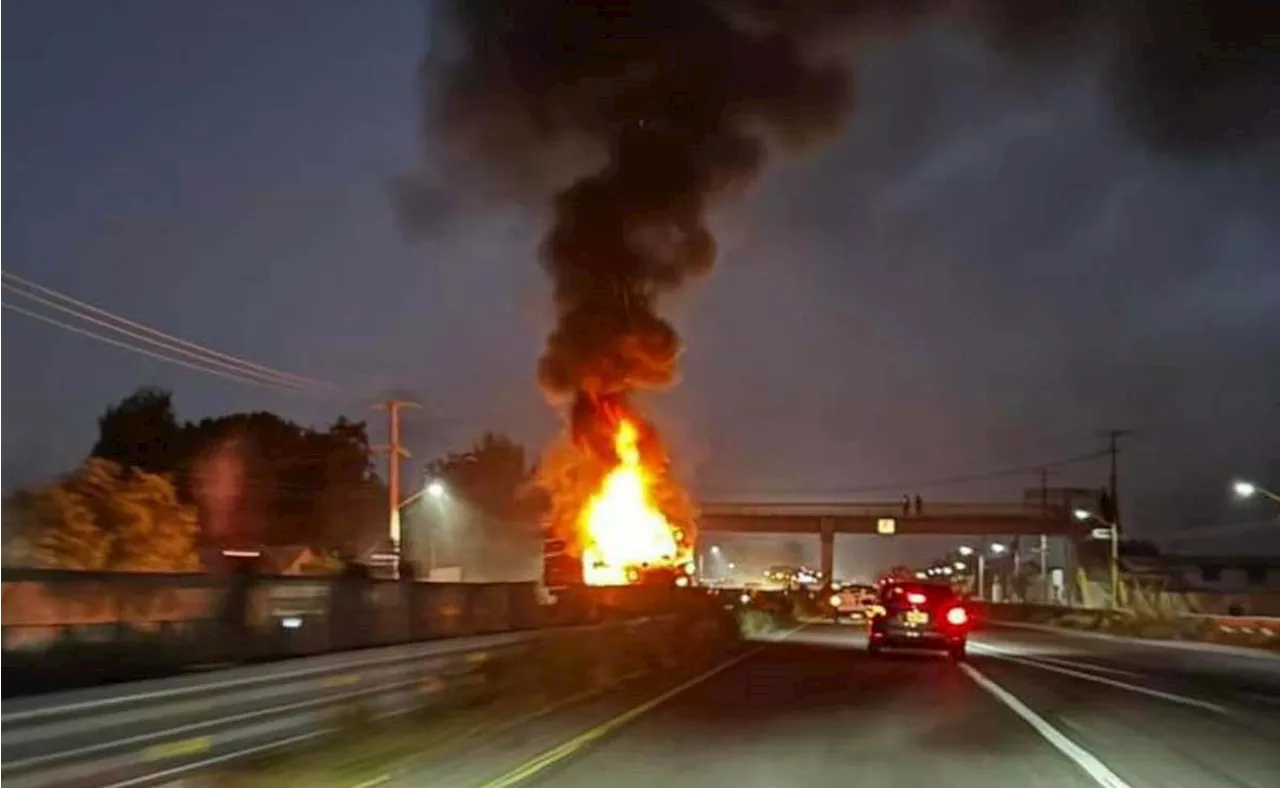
(424, 622, 1280, 788)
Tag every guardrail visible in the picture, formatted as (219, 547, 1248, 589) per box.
(0, 613, 717, 788)
(979, 602, 1280, 644)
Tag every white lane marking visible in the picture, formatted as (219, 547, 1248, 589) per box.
(972, 644, 1143, 678)
(977, 650, 1227, 714)
(961, 663, 1134, 788)
(1030, 657, 1143, 679)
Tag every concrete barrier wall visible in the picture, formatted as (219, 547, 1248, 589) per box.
(2, 569, 703, 696)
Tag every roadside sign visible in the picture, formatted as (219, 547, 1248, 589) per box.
(877, 518, 896, 535)
(1090, 527, 1113, 540)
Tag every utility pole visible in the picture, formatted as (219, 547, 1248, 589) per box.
(1039, 467, 1051, 604)
(374, 399, 420, 576)
(1100, 429, 1131, 608)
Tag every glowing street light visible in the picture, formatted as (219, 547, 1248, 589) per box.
(1072, 509, 1121, 608)
(989, 543, 1008, 554)
(1233, 479, 1280, 504)
(957, 545, 974, 557)
(426, 480, 446, 499)
(953, 561, 966, 571)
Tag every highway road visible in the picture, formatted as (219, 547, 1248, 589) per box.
(390, 622, 1280, 788)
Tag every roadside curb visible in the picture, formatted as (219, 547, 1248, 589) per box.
(989, 620, 1280, 661)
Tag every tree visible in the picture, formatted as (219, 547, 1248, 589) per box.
(183, 413, 384, 551)
(425, 432, 533, 521)
(89, 390, 387, 554)
(91, 387, 181, 475)
(20, 458, 200, 572)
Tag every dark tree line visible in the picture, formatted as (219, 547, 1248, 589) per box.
(90, 387, 542, 554)
(91, 387, 386, 554)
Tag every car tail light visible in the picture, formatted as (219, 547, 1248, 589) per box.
(907, 592, 927, 606)
(945, 606, 969, 626)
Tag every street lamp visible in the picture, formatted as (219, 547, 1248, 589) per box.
(710, 545, 721, 554)
(393, 479, 449, 577)
(1074, 508, 1121, 608)
(972, 544, 1006, 602)
(957, 545, 974, 557)
(1233, 479, 1280, 504)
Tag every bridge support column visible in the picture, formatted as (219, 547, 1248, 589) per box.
(819, 517, 835, 589)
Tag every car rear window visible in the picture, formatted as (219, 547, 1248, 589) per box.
(880, 583, 957, 609)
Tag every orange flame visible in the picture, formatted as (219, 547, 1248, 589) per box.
(579, 419, 687, 585)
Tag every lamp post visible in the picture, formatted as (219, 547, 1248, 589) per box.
(1075, 508, 1119, 608)
(398, 479, 447, 575)
(962, 543, 1005, 601)
(1233, 480, 1280, 505)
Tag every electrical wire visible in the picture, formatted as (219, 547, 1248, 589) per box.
(2, 272, 333, 390)
(698, 449, 1109, 498)
(2, 301, 321, 395)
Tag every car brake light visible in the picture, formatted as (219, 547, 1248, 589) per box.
(907, 592, 927, 605)
(945, 606, 969, 626)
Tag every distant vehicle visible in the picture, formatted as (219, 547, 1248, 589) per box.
(868, 581, 971, 660)
(827, 584, 880, 624)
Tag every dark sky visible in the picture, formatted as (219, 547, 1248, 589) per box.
(5, 1, 1279, 555)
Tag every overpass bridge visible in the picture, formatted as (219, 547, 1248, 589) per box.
(697, 500, 1082, 585)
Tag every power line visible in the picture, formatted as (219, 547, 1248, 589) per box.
(698, 448, 1109, 498)
(3, 284, 319, 392)
(2, 301, 319, 395)
(0, 280, 337, 396)
(2, 272, 333, 390)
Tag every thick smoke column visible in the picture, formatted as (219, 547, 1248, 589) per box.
(405, 1, 1277, 426)
(401, 1, 1276, 541)
(424, 1, 858, 432)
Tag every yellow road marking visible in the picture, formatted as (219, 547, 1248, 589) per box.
(321, 673, 362, 688)
(477, 648, 761, 788)
(141, 736, 212, 762)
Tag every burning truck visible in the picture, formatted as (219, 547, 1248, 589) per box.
(539, 395, 697, 589)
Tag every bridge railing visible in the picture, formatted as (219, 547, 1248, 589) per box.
(698, 500, 1069, 518)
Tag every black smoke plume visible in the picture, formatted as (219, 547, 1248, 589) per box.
(400, 0, 1278, 430)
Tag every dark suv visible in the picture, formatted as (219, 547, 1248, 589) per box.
(868, 581, 971, 660)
